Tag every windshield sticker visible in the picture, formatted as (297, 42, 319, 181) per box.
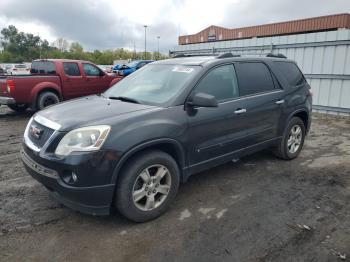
(172, 67, 194, 73)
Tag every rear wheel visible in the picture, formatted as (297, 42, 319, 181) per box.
(7, 103, 28, 113)
(115, 150, 180, 222)
(37, 91, 60, 110)
(273, 117, 306, 160)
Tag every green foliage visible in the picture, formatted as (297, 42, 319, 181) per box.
(0, 25, 168, 65)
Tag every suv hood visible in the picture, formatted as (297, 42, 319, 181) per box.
(37, 95, 159, 131)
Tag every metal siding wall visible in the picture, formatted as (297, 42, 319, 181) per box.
(170, 29, 350, 116)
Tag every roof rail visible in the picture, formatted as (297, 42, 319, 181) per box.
(172, 53, 217, 58)
(266, 53, 287, 58)
(171, 52, 287, 59)
(216, 53, 241, 59)
(216, 52, 287, 59)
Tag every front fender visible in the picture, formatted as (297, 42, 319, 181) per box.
(109, 77, 122, 87)
(110, 138, 186, 184)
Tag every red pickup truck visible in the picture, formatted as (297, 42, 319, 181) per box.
(0, 59, 122, 112)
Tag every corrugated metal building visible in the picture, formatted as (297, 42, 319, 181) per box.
(171, 13, 350, 116)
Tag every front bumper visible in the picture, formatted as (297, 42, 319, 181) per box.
(21, 149, 115, 216)
(0, 96, 16, 105)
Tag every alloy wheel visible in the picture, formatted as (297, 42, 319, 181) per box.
(287, 125, 302, 154)
(132, 164, 171, 211)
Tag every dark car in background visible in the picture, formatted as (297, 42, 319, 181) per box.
(21, 53, 312, 222)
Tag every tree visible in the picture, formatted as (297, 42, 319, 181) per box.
(54, 37, 69, 52)
(69, 42, 84, 53)
(0, 25, 168, 64)
(0, 25, 41, 62)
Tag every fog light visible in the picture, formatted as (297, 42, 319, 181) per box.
(72, 172, 78, 182)
(62, 171, 78, 184)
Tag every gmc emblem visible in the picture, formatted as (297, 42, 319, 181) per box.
(29, 125, 43, 139)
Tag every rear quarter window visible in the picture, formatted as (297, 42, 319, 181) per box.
(31, 61, 56, 75)
(274, 62, 305, 86)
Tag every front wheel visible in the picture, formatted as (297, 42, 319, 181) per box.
(273, 117, 306, 160)
(115, 150, 180, 222)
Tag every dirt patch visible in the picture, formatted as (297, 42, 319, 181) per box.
(0, 107, 350, 262)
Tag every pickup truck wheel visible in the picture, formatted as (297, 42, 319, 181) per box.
(273, 117, 306, 160)
(37, 91, 60, 110)
(115, 150, 180, 222)
(7, 103, 28, 113)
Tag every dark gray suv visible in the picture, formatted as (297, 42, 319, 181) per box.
(21, 54, 312, 222)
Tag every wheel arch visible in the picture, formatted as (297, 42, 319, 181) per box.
(110, 138, 186, 184)
(30, 82, 62, 109)
(288, 109, 310, 132)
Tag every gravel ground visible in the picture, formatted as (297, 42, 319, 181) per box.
(0, 105, 350, 262)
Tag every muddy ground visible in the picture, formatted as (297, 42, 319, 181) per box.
(0, 105, 349, 262)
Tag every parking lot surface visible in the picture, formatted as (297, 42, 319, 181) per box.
(0, 106, 350, 262)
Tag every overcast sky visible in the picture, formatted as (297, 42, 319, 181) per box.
(0, 0, 349, 53)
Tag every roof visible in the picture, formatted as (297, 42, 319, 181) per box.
(179, 13, 350, 45)
(33, 59, 91, 63)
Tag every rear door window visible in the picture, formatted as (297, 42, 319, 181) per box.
(63, 62, 81, 76)
(235, 62, 275, 96)
(274, 62, 305, 86)
(31, 61, 56, 74)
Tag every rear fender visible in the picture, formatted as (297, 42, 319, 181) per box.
(30, 82, 62, 107)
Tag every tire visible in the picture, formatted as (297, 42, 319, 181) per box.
(7, 103, 28, 113)
(115, 150, 180, 222)
(273, 117, 306, 160)
(37, 91, 60, 110)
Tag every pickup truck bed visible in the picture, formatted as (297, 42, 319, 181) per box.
(0, 75, 61, 104)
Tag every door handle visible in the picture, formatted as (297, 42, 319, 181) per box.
(275, 99, 285, 105)
(234, 108, 247, 114)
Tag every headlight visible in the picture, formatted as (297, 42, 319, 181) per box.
(55, 125, 111, 156)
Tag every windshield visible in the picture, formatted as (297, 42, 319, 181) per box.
(104, 64, 200, 106)
(15, 64, 27, 69)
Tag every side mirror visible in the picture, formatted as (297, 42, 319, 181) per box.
(99, 70, 106, 77)
(187, 92, 218, 108)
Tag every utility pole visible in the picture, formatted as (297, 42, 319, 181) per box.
(157, 36, 160, 60)
(133, 40, 136, 60)
(144, 25, 147, 60)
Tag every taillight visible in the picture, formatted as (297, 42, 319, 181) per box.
(13, 68, 17, 71)
(6, 79, 15, 94)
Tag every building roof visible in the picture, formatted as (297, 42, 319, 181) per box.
(179, 13, 350, 45)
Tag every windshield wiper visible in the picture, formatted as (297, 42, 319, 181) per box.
(108, 96, 140, 104)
